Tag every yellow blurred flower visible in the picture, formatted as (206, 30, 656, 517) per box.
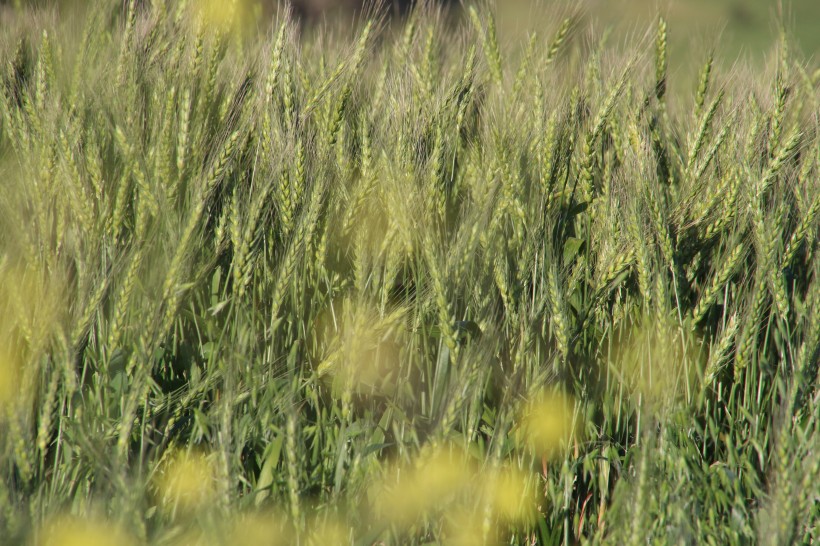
(373, 445, 476, 527)
(326, 167, 426, 278)
(228, 511, 292, 546)
(197, 0, 237, 29)
(306, 516, 350, 546)
(193, 0, 262, 37)
(155, 449, 218, 515)
(608, 317, 703, 407)
(0, 262, 68, 408)
(315, 298, 407, 396)
(517, 391, 579, 459)
(444, 508, 497, 546)
(37, 516, 135, 546)
(0, 263, 68, 353)
(483, 466, 537, 525)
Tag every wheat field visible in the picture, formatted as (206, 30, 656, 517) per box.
(0, 1, 818, 544)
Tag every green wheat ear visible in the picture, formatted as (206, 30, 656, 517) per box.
(654, 17, 667, 101)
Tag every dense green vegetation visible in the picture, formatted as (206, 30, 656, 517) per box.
(0, 1, 818, 544)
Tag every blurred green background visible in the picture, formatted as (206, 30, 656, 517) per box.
(2, 0, 816, 66)
(298, 0, 820, 63)
(498, 0, 820, 64)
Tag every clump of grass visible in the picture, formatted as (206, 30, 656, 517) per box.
(0, 1, 818, 544)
